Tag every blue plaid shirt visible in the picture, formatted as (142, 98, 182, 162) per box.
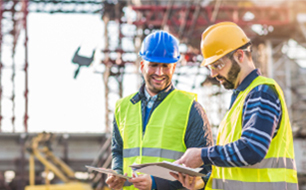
(143, 88, 157, 132)
(201, 69, 282, 167)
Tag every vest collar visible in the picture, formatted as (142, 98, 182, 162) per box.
(229, 69, 260, 109)
(235, 69, 260, 93)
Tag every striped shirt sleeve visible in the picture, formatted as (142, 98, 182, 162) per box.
(201, 84, 282, 167)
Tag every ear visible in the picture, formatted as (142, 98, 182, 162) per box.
(235, 49, 244, 63)
(172, 63, 177, 72)
(140, 61, 145, 72)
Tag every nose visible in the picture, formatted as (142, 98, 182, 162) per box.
(210, 69, 218, 78)
(155, 65, 164, 75)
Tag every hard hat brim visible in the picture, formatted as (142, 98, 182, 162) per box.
(200, 54, 222, 67)
(141, 54, 181, 64)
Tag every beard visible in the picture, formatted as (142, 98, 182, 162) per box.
(145, 74, 171, 94)
(216, 59, 241, 89)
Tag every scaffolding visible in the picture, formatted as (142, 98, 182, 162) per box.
(1, 0, 306, 189)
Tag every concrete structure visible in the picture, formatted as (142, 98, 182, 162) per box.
(0, 132, 111, 190)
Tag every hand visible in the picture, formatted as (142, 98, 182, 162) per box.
(128, 174, 152, 190)
(105, 172, 127, 190)
(174, 148, 203, 168)
(170, 172, 204, 190)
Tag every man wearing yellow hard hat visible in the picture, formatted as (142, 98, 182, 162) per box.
(172, 22, 298, 190)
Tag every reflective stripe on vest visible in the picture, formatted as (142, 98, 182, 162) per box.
(123, 147, 185, 160)
(115, 89, 196, 190)
(212, 179, 298, 190)
(242, 157, 296, 170)
(205, 76, 298, 190)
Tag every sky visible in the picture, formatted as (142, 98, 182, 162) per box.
(4, 11, 306, 134)
(1, 12, 224, 134)
(2, 13, 109, 133)
(1, 12, 202, 133)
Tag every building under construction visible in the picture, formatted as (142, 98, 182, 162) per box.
(0, 0, 306, 189)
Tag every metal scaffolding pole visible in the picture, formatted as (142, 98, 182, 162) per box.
(0, 0, 3, 132)
(23, 0, 29, 133)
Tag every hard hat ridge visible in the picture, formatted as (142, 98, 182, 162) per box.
(139, 30, 181, 64)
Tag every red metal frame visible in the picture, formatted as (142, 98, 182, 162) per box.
(132, 5, 290, 39)
(0, 0, 29, 132)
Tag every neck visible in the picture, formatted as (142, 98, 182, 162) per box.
(145, 86, 157, 97)
(234, 61, 255, 89)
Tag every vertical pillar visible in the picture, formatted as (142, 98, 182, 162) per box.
(11, 0, 17, 132)
(0, 0, 3, 132)
(23, 0, 29, 133)
(29, 154, 35, 185)
(18, 133, 26, 190)
(103, 15, 110, 133)
(285, 55, 292, 119)
(266, 40, 273, 79)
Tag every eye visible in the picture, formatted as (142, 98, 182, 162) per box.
(150, 63, 158, 67)
(216, 64, 223, 69)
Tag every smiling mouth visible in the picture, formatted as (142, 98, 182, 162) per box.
(152, 76, 165, 82)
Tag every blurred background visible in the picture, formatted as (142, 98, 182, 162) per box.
(0, 0, 306, 189)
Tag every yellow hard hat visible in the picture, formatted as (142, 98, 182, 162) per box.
(200, 22, 250, 67)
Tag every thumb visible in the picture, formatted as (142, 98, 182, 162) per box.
(174, 158, 182, 165)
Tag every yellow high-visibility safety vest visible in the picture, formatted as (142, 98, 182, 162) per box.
(205, 76, 298, 190)
(115, 89, 197, 190)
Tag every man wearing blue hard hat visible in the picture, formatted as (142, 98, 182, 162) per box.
(106, 31, 213, 190)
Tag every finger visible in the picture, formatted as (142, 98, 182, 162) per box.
(178, 172, 185, 186)
(184, 174, 190, 187)
(114, 179, 125, 189)
(119, 177, 127, 183)
(131, 174, 145, 182)
(110, 179, 120, 188)
(105, 175, 115, 184)
(108, 182, 118, 189)
(190, 177, 196, 189)
(113, 183, 124, 190)
(133, 182, 141, 188)
(114, 176, 126, 185)
(170, 172, 179, 180)
(174, 158, 183, 165)
(133, 183, 145, 190)
(129, 177, 140, 183)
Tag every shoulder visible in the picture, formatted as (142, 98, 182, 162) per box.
(116, 92, 138, 105)
(174, 90, 197, 100)
(247, 84, 279, 101)
(115, 92, 139, 115)
(189, 100, 209, 125)
(244, 84, 282, 115)
(191, 100, 206, 113)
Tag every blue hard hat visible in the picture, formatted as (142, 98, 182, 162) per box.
(139, 31, 181, 64)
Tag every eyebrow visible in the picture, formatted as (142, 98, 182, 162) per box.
(213, 60, 222, 65)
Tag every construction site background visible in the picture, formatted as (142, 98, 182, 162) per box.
(0, 0, 306, 189)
